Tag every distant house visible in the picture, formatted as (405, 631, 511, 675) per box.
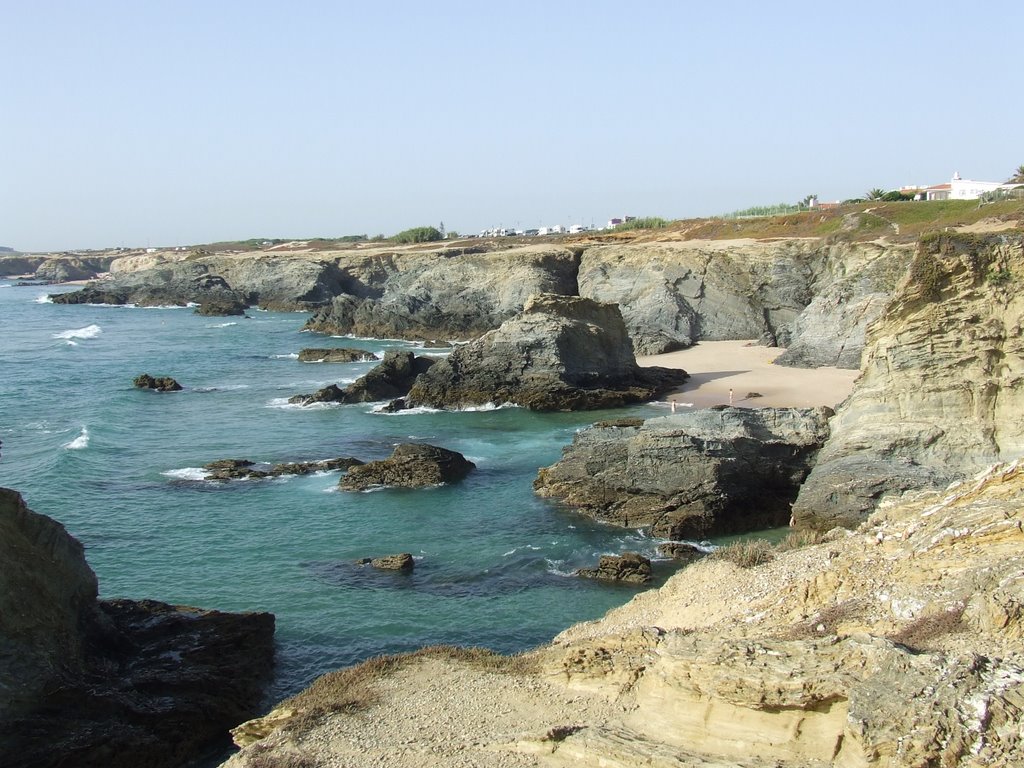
(925, 172, 1004, 201)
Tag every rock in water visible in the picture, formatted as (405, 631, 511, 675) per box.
(298, 347, 380, 363)
(194, 298, 247, 316)
(0, 488, 275, 767)
(339, 444, 475, 490)
(289, 350, 435, 405)
(407, 293, 688, 411)
(793, 233, 1024, 530)
(133, 373, 183, 391)
(369, 553, 415, 570)
(576, 552, 653, 584)
(535, 407, 832, 539)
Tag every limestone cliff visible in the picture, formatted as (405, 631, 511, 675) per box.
(221, 462, 1024, 768)
(793, 232, 1024, 530)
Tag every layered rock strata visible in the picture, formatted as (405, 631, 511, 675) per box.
(0, 488, 275, 768)
(406, 294, 687, 411)
(793, 232, 1024, 529)
(222, 462, 1024, 768)
(339, 444, 475, 490)
(534, 406, 832, 538)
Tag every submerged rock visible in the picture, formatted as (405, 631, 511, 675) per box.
(576, 552, 653, 585)
(356, 553, 416, 571)
(406, 294, 687, 411)
(203, 456, 363, 481)
(339, 443, 475, 490)
(298, 347, 380, 363)
(0, 488, 275, 768)
(289, 350, 435, 406)
(133, 373, 183, 391)
(535, 406, 832, 539)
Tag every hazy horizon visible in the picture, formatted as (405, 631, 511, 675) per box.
(3, 1, 1022, 252)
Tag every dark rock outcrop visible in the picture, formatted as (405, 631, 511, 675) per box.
(194, 298, 247, 316)
(534, 407, 833, 539)
(289, 350, 435, 406)
(52, 263, 251, 309)
(0, 488, 275, 768)
(298, 347, 380, 363)
(202, 457, 363, 481)
(339, 444, 475, 490)
(656, 541, 708, 564)
(575, 552, 652, 585)
(133, 373, 182, 392)
(406, 294, 688, 411)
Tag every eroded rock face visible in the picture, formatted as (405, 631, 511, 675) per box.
(0, 488, 275, 768)
(793, 233, 1024, 529)
(289, 350, 435, 406)
(339, 444, 475, 490)
(406, 294, 688, 411)
(576, 553, 652, 585)
(535, 406, 832, 539)
(304, 246, 581, 340)
(133, 373, 183, 391)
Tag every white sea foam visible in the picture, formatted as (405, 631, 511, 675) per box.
(265, 397, 341, 410)
(544, 558, 577, 577)
(502, 545, 543, 557)
(272, 353, 300, 359)
(62, 427, 90, 450)
(207, 321, 237, 328)
(34, 293, 53, 303)
(53, 324, 102, 341)
(193, 383, 250, 392)
(372, 404, 441, 415)
(162, 467, 210, 481)
(0, 283, 11, 289)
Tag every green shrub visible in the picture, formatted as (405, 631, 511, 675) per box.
(612, 217, 669, 231)
(391, 226, 443, 244)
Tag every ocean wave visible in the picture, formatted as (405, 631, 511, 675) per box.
(265, 397, 341, 410)
(193, 384, 250, 392)
(53, 324, 102, 341)
(0, 283, 11, 289)
(272, 353, 300, 359)
(62, 427, 90, 450)
(162, 467, 210, 481)
(543, 558, 577, 578)
(34, 294, 53, 303)
(502, 544, 543, 557)
(206, 321, 237, 328)
(371, 404, 441, 415)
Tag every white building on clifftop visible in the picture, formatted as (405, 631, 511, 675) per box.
(925, 172, 1004, 201)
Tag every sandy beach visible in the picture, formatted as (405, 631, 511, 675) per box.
(637, 339, 859, 410)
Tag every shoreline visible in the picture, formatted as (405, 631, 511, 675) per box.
(637, 339, 859, 410)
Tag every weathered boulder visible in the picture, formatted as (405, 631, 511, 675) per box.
(133, 373, 182, 391)
(576, 552, 652, 585)
(339, 444, 475, 490)
(0, 488, 275, 768)
(202, 456, 364, 481)
(656, 541, 708, 563)
(406, 294, 688, 411)
(303, 246, 580, 340)
(298, 347, 379, 363)
(535, 406, 833, 539)
(289, 350, 436, 406)
(793, 233, 1024, 529)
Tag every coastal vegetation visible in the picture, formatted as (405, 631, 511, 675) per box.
(390, 226, 443, 244)
(609, 216, 670, 231)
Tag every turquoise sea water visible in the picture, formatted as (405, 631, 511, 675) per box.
(0, 282, 691, 700)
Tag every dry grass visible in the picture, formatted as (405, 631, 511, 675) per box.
(887, 606, 966, 652)
(783, 599, 868, 639)
(774, 528, 828, 552)
(710, 539, 774, 568)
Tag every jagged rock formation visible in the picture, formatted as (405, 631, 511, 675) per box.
(303, 246, 581, 339)
(406, 294, 688, 411)
(202, 457, 363, 481)
(288, 350, 435, 405)
(133, 373, 182, 391)
(297, 347, 379, 363)
(51, 254, 347, 310)
(575, 552, 652, 584)
(339, 444, 475, 490)
(793, 233, 1024, 529)
(0, 488, 275, 768)
(221, 462, 1024, 768)
(534, 406, 832, 538)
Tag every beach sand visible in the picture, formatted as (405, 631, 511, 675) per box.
(637, 340, 859, 410)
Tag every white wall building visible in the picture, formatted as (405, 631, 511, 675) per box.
(925, 172, 1004, 201)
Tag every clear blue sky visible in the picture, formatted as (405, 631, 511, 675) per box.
(3, 1, 1021, 251)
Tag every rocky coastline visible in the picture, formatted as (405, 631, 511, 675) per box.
(8, 227, 1024, 766)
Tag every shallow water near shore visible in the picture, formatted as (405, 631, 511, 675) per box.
(0, 284, 710, 700)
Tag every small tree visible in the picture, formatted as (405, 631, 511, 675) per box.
(391, 226, 443, 244)
(1008, 165, 1024, 184)
(865, 188, 887, 201)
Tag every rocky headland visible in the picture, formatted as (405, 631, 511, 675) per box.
(0, 488, 275, 768)
(405, 294, 687, 410)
